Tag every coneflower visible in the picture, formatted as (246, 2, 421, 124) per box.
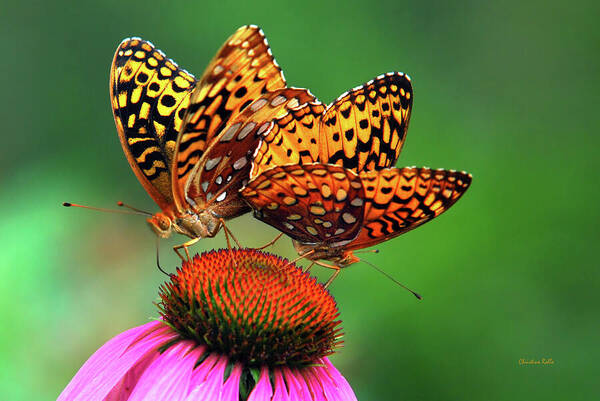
(59, 249, 357, 400)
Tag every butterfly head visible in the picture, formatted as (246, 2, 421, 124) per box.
(333, 251, 360, 267)
(147, 213, 174, 238)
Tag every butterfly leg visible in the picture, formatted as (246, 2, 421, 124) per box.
(283, 250, 315, 269)
(304, 261, 315, 273)
(312, 260, 342, 288)
(219, 218, 242, 249)
(173, 237, 201, 261)
(218, 218, 240, 266)
(255, 233, 284, 250)
(323, 269, 341, 288)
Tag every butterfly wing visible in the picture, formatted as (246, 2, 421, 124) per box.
(319, 72, 413, 172)
(347, 167, 472, 251)
(249, 100, 325, 181)
(181, 88, 317, 218)
(173, 25, 287, 212)
(110, 38, 197, 210)
(241, 163, 365, 244)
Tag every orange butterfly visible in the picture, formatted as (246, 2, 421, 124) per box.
(110, 25, 306, 258)
(240, 73, 472, 283)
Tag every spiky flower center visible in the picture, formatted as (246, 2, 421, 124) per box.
(158, 249, 342, 367)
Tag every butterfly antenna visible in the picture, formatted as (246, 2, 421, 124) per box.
(62, 202, 150, 217)
(354, 249, 379, 254)
(116, 201, 152, 216)
(360, 258, 423, 300)
(155, 237, 171, 277)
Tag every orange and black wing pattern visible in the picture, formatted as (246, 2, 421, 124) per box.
(173, 25, 287, 212)
(349, 167, 472, 250)
(319, 72, 413, 172)
(110, 37, 197, 210)
(180, 88, 316, 218)
(250, 100, 324, 180)
(248, 72, 413, 182)
(241, 164, 365, 244)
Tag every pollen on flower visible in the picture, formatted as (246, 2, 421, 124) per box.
(158, 248, 343, 367)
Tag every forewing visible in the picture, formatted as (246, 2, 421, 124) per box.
(319, 72, 413, 172)
(241, 164, 365, 244)
(348, 167, 472, 250)
(174, 25, 286, 210)
(110, 38, 197, 209)
(182, 88, 316, 217)
(250, 101, 325, 180)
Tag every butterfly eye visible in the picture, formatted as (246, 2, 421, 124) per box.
(147, 214, 172, 237)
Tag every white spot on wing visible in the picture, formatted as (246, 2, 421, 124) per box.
(185, 195, 197, 207)
(257, 121, 273, 137)
(342, 213, 357, 224)
(287, 97, 300, 109)
(233, 157, 247, 170)
(271, 95, 287, 106)
(351, 198, 364, 207)
(205, 156, 222, 171)
(250, 98, 268, 112)
(220, 123, 241, 142)
(331, 239, 352, 247)
(216, 192, 227, 202)
(237, 122, 256, 140)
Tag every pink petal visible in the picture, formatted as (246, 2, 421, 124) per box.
(302, 369, 326, 401)
(185, 354, 227, 401)
(283, 367, 313, 401)
(247, 366, 273, 401)
(104, 351, 161, 401)
(127, 340, 203, 401)
(58, 321, 173, 401)
(188, 353, 219, 385)
(272, 369, 290, 401)
(220, 363, 243, 401)
(317, 358, 357, 401)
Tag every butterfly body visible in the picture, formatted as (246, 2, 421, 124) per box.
(292, 240, 360, 267)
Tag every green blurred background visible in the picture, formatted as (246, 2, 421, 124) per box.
(2, 0, 598, 399)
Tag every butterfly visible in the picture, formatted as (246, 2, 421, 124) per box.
(110, 25, 304, 257)
(240, 73, 472, 280)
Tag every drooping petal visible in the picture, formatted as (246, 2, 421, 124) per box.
(247, 366, 273, 401)
(127, 340, 203, 400)
(59, 321, 174, 401)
